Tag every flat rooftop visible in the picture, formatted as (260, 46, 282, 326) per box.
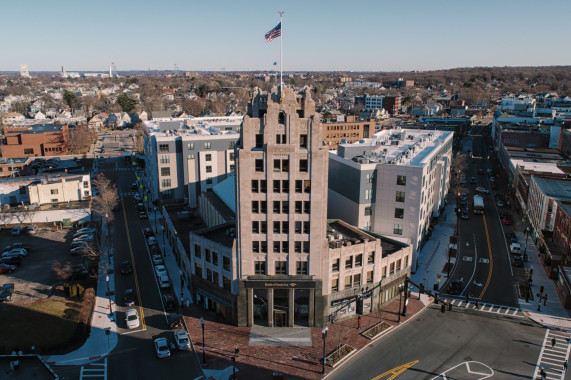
(144, 116, 242, 139)
(336, 128, 452, 166)
(194, 222, 236, 248)
(165, 204, 207, 253)
(532, 177, 571, 201)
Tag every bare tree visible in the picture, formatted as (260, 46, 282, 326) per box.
(52, 260, 72, 282)
(20, 205, 37, 226)
(67, 123, 92, 153)
(91, 173, 119, 224)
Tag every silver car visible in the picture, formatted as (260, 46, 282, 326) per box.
(154, 337, 171, 359)
(174, 330, 191, 351)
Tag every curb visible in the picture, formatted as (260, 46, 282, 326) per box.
(323, 301, 432, 379)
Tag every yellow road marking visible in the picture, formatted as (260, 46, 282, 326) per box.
(121, 195, 146, 330)
(478, 216, 493, 299)
(371, 360, 419, 380)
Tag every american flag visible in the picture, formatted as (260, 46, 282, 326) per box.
(265, 22, 281, 42)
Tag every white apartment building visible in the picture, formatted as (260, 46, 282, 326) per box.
(0, 173, 91, 206)
(328, 128, 453, 271)
(143, 117, 242, 207)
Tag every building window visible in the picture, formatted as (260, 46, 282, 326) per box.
(282, 221, 289, 234)
(160, 155, 170, 164)
(205, 153, 212, 161)
(397, 175, 406, 186)
(295, 180, 302, 193)
(188, 143, 194, 150)
(229, 141, 236, 149)
(345, 256, 353, 269)
(252, 221, 259, 234)
(51, 198, 58, 203)
(252, 241, 260, 253)
(260, 201, 267, 214)
(252, 201, 259, 213)
(303, 242, 309, 253)
(255, 261, 266, 274)
(296, 261, 308, 275)
(295, 221, 302, 234)
(367, 271, 373, 284)
(354, 274, 361, 288)
(304, 180, 311, 193)
(396, 259, 401, 272)
(204, 142, 211, 149)
(355, 254, 362, 267)
(390, 262, 395, 275)
(194, 244, 201, 258)
(261, 241, 267, 253)
(275, 261, 287, 275)
(205, 249, 211, 263)
(300, 134, 308, 149)
(332, 278, 339, 292)
(273, 180, 280, 193)
(395, 208, 404, 219)
(282, 160, 289, 173)
(223, 256, 231, 271)
(273, 221, 280, 233)
(50, 189, 59, 195)
(394, 224, 403, 235)
(255, 159, 264, 172)
(282, 201, 289, 213)
(365, 189, 373, 200)
(255, 134, 264, 148)
(332, 258, 340, 272)
(252, 180, 259, 193)
(260, 221, 267, 234)
(223, 276, 231, 291)
(367, 173, 374, 183)
(24, 148, 35, 154)
(364, 206, 372, 216)
(260, 180, 267, 193)
(282, 241, 289, 253)
(382, 266, 387, 278)
(212, 252, 218, 266)
(368, 252, 374, 264)
(161, 167, 170, 176)
(161, 179, 171, 187)
(159, 144, 169, 153)
(195, 263, 202, 277)
(295, 241, 302, 253)
(303, 221, 310, 234)
(83, 181, 89, 188)
(274, 159, 281, 172)
(206, 178, 213, 185)
(300, 159, 308, 172)
(229, 152, 235, 161)
(273, 241, 281, 253)
(273, 201, 281, 213)
(405, 255, 409, 268)
(345, 275, 352, 288)
(396, 191, 405, 202)
(295, 201, 302, 214)
(205, 166, 212, 173)
(188, 154, 195, 159)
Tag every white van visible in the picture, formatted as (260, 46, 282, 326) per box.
(510, 242, 521, 254)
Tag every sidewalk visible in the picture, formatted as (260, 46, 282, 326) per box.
(46, 221, 119, 366)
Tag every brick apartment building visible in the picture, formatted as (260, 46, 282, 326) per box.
(383, 96, 401, 115)
(1, 124, 69, 158)
(322, 115, 374, 150)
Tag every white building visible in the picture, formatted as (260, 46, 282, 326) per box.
(328, 127, 453, 271)
(0, 173, 91, 206)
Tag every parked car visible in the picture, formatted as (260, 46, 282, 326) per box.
(26, 225, 38, 234)
(68, 264, 89, 279)
(152, 254, 164, 265)
(174, 330, 191, 351)
(134, 193, 142, 201)
(0, 256, 24, 267)
(124, 289, 136, 306)
(512, 254, 524, 267)
(131, 183, 138, 191)
(501, 217, 512, 225)
(510, 242, 521, 254)
(71, 241, 92, 249)
(2, 249, 28, 258)
(475, 187, 489, 194)
(125, 308, 140, 329)
(469, 177, 477, 184)
(147, 237, 158, 247)
(154, 337, 171, 359)
(120, 260, 132, 275)
(158, 274, 171, 289)
(139, 212, 147, 219)
(0, 263, 17, 274)
(150, 246, 161, 255)
(11, 226, 24, 236)
(144, 228, 154, 238)
(9, 242, 31, 251)
(461, 211, 469, 220)
(0, 283, 15, 302)
(70, 246, 91, 256)
(166, 313, 182, 329)
(137, 203, 145, 211)
(73, 235, 96, 243)
(76, 227, 97, 235)
(162, 294, 177, 311)
(154, 265, 167, 276)
(496, 200, 504, 207)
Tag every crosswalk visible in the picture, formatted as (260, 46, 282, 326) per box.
(438, 297, 525, 318)
(80, 359, 107, 380)
(533, 329, 570, 379)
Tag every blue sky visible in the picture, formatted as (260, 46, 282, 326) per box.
(4, 0, 571, 72)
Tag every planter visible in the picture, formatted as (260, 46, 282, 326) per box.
(362, 321, 392, 340)
(326, 344, 356, 367)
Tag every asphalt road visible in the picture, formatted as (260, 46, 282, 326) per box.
(327, 306, 547, 380)
(444, 125, 518, 308)
(96, 133, 203, 379)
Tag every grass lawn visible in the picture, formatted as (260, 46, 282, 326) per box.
(0, 288, 94, 354)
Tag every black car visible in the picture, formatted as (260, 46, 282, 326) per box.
(131, 183, 138, 191)
(69, 264, 89, 279)
(0, 256, 23, 267)
(449, 279, 463, 295)
(167, 313, 182, 329)
(0, 283, 14, 302)
(120, 260, 132, 275)
(162, 294, 177, 311)
(124, 289, 136, 306)
(143, 228, 154, 238)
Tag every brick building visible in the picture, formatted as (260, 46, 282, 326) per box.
(1, 125, 69, 158)
(322, 115, 374, 150)
(383, 96, 401, 115)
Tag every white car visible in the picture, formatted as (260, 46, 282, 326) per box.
(154, 265, 167, 276)
(76, 228, 97, 234)
(152, 254, 164, 265)
(174, 330, 191, 351)
(154, 337, 171, 359)
(158, 274, 171, 289)
(475, 187, 489, 194)
(125, 308, 140, 329)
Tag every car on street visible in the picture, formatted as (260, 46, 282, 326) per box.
(501, 216, 512, 225)
(26, 225, 38, 234)
(461, 211, 469, 220)
(131, 183, 138, 191)
(167, 313, 182, 329)
(152, 254, 164, 265)
(147, 237, 158, 247)
(144, 228, 153, 238)
(2, 249, 28, 258)
(76, 227, 97, 235)
(154, 337, 171, 359)
(510, 242, 521, 254)
(460, 181, 466, 187)
(71, 241, 91, 249)
(158, 274, 171, 289)
(124, 289, 136, 306)
(154, 265, 167, 276)
(0, 256, 24, 267)
(0, 263, 17, 274)
(137, 203, 145, 211)
(11, 226, 24, 236)
(134, 193, 142, 201)
(174, 330, 191, 351)
(67, 264, 89, 279)
(139, 212, 147, 219)
(7, 242, 31, 251)
(496, 200, 504, 207)
(475, 187, 489, 194)
(70, 246, 91, 256)
(162, 294, 177, 311)
(0, 283, 15, 301)
(125, 308, 140, 329)
(461, 193, 467, 201)
(120, 260, 132, 275)
(512, 254, 524, 267)
(469, 177, 477, 184)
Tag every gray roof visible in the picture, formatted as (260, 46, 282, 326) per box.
(532, 176, 571, 201)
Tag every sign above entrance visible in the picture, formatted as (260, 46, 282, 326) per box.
(244, 280, 317, 289)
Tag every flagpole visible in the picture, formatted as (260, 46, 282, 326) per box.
(279, 11, 284, 95)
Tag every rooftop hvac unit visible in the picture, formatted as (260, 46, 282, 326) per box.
(336, 233, 343, 240)
(335, 241, 343, 248)
(328, 234, 335, 242)
(344, 241, 352, 246)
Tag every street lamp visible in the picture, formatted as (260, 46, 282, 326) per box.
(321, 326, 328, 374)
(200, 317, 206, 365)
(106, 275, 112, 316)
(398, 283, 403, 323)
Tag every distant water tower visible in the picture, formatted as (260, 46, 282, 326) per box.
(20, 64, 31, 78)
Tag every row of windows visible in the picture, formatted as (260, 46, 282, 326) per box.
(195, 263, 232, 291)
(255, 159, 308, 173)
(161, 141, 237, 153)
(331, 257, 409, 292)
(253, 241, 310, 254)
(254, 260, 308, 275)
(194, 245, 232, 271)
(252, 179, 311, 194)
(45, 147, 63, 152)
(255, 134, 308, 149)
(331, 252, 374, 272)
(325, 124, 368, 131)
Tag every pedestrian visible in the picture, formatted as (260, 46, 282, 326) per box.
(357, 316, 361, 330)
(540, 367, 546, 379)
(544, 294, 548, 306)
(564, 360, 568, 373)
(552, 337, 557, 348)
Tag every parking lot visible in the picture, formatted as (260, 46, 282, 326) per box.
(0, 225, 98, 303)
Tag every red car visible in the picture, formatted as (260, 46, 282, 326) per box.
(0, 263, 17, 274)
(501, 218, 513, 225)
(139, 212, 148, 219)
